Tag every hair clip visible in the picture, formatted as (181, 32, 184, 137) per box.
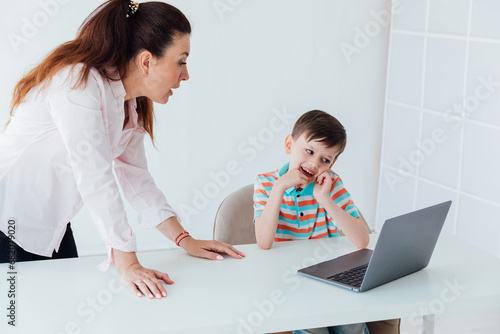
(127, 0, 139, 17)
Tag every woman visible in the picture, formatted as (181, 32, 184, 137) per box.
(0, 0, 245, 299)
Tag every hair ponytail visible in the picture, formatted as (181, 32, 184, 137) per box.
(9, 0, 191, 142)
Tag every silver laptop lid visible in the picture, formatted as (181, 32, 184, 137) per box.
(359, 200, 452, 292)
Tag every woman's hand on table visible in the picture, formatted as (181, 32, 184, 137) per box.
(179, 237, 246, 260)
(155, 216, 246, 260)
(113, 249, 174, 299)
(112, 237, 245, 300)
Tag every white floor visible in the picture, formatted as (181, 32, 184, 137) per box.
(400, 307, 500, 334)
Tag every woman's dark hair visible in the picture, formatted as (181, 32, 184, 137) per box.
(9, 0, 191, 142)
(291, 110, 347, 158)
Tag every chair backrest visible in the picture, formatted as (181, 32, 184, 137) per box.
(213, 184, 256, 245)
(213, 184, 372, 245)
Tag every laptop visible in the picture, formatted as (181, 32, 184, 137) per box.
(297, 201, 452, 292)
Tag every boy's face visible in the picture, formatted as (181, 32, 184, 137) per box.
(285, 133, 341, 185)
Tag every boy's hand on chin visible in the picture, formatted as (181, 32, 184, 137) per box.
(313, 171, 332, 203)
(277, 167, 309, 191)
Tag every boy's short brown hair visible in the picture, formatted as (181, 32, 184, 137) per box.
(291, 110, 347, 158)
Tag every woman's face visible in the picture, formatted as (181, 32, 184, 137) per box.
(144, 33, 190, 104)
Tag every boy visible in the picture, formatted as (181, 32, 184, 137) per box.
(253, 110, 398, 334)
(254, 110, 369, 250)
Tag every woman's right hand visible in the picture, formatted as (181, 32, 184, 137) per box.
(113, 249, 174, 299)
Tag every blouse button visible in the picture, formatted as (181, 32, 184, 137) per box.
(300, 212, 304, 217)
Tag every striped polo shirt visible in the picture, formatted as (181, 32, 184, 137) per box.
(253, 162, 360, 241)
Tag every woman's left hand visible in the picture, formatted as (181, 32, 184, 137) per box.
(179, 237, 246, 260)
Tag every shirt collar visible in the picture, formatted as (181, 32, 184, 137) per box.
(105, 69, 138, 128)
(126, 98, 138, 128)
(109, 78, 127, 100)
(278, 162, 315, 196)
(105, 68, 127, 100)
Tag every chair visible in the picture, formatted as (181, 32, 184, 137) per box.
(213, 184, 399, 334)
(213, 184, 256, 245)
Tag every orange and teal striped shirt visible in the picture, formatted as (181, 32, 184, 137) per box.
(253, 162, 360, 241)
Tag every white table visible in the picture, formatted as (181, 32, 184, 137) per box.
(1, 233, 500, 334)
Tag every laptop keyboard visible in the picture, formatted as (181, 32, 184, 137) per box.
(327, 264, 368, 288)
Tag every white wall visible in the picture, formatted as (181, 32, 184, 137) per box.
(0, 0, 389, 256)
(377, 0, 500, 258)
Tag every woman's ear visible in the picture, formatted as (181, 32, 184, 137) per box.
(137, 50, 153, 77)
(284, 134, 293, 154)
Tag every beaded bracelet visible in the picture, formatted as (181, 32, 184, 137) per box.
(174, 231, 188, 245)
(176, 233, 191, 247)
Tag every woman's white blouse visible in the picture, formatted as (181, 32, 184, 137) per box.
(0, 65, 179, 270)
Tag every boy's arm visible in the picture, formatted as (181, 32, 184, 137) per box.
(255, 168, 308, 250)
(255, 184, 286, 249)
(314, 172, 370, 249)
